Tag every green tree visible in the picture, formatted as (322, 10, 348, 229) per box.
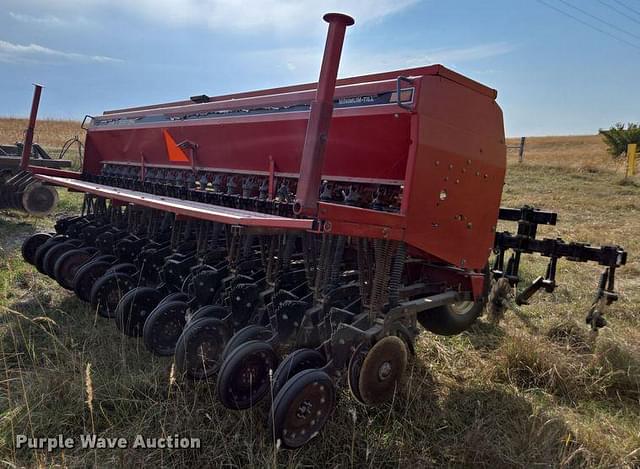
(599, 123, 640, 159)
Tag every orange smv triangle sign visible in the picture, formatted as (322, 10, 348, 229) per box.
(162, 129, 190, 163)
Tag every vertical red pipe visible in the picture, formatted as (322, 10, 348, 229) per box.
(293, 13, 354, 216)
(20, 84, 43, 170)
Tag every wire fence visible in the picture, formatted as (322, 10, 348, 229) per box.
(507, 136, 526, 162)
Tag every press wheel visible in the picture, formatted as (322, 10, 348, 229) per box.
(115, 287, 164, 336)
(143, 301, 188, 356)
(269, 369, 335, 449)
(54, 248, 96, 290)
(21, 233, 51, 265)
(216, 340, 278, 410)
(158, 292, 190, 307)
(105, 263, 138, 276)
(90, 272, 136, 318)
(91, 254, 118, 264)
(73, 260, 111, 302)
(347, 341, 370, 404)
(34, 236, 66, 274)
(43, 241, 80, 278)
(174, 317, 231, 380)
(187, 305, 229, 324)
(220, 325, 273, 361)
(272, 348, 326, 399)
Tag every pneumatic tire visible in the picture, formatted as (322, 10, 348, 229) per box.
(417, 300, 484, 336)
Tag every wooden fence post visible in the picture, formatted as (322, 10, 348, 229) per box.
(627, 143, 637, 178)
(518, 136, 526, 163)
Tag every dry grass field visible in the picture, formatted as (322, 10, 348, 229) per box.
(0, 120, 638, 467)
(506, 135, 629, 172)
(0, 118, 84, 154)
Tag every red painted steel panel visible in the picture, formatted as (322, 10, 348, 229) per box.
(95, 80, 401, 121)
(317, 202, 406, 229)
(84, 112, 412, 182)
(28, 166, 83, 178)
(403, 75, 506, 269)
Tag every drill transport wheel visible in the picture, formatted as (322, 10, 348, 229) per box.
(143, 301, 188, 356)
(115, 287, 164, 336)
(417, 299, 484, 336)
(174, 317, 231, 380)
(355, 336, 408, 405)
(21, 233, 52, 265)
(272, 348, 326, 399)
(269, 369, 336, 449)
(217, 339, 278, 410)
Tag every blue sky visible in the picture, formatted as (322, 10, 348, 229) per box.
(0, 0, 638, 136)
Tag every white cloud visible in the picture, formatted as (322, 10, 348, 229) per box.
(342, 43, 515, 76)
(8, 11, 91, 27)
(9, 12, 65, 25)
(5, 0, 418, 32)
(0, 39, 122, 64)
(415, 43, 515, 64)
(248, 42, 515, 78)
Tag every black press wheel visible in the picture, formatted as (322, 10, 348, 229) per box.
(347, 341, 369, 404)
(42, 241, 81, 278)
(34, 236, 67, 274)
(216, 340, 279, 410)
(54, 248, 96, 290)
(174, 317, 232, 380)
(105, 263, 138, 276)
(142, 301, 188, 356)
(21, 233, 52, 265)
(188, 305, 229, 323)
(272, 348, 326, 399)
(220, 325, 273, 361)
(269, 368, 336, 449)
(115, 287, 164, 336)
(91, 254, 118, 264)
(417, 299, 484, 336)
(90, 272, 137, 318)
(158, 292, 190, 307)
(73, 260, 112, 302)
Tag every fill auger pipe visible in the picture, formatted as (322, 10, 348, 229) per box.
(20, 84, 43, 170)
(293, 12, 354, 216)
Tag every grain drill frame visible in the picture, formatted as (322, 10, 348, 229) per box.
(20, 13, 626, 448)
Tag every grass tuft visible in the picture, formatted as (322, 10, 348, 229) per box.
(546, 318, 592, 353)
